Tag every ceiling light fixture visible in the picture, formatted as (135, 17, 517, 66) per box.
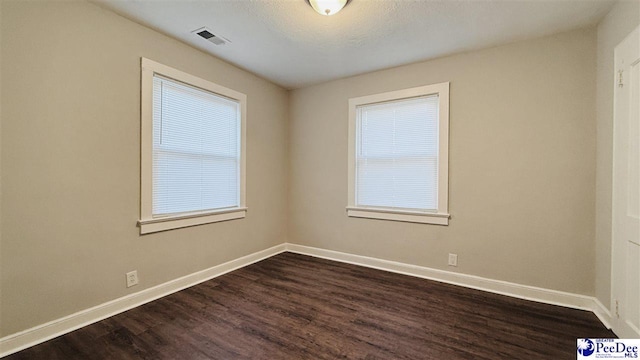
(306, 0, 351, 16)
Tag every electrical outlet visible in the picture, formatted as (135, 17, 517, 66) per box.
(448, 253, 458, 267)
(126, 270, 138, 288)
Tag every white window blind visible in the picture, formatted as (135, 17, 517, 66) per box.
(152, 75, 240, 216)
(355, 95, 439, 211)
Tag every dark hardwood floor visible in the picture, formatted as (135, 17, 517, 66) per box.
(6, 252, 614, 359)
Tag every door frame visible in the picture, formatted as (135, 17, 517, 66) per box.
(611, 24, 640, 339)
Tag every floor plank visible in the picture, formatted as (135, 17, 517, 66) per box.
(5, 252, 614, 359)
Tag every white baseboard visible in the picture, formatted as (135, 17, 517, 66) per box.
(1, 242, 614, 358)
(0, 243, 286, 358)
(591, 298, 613, 330)
(285, 243, 613, 330)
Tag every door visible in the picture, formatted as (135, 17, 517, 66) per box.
(612, 24, 640, 339)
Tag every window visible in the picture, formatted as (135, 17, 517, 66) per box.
(139, 58, 246, 234)
(347, 82, 450, 225)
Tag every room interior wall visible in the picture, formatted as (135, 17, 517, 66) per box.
(0, 0, 289, 336)
(595, 0, 640, 312)
(0, 0, 626, 343)
(0, 0, 3, 337)
(289, 28, 598, 296)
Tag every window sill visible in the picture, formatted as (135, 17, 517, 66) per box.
(138, 207, 247, 234)
(346, 206, 449, 225)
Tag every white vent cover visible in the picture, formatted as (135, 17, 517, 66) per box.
(192, 27, 230, 46)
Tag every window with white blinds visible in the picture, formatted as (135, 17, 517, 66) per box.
(152, 75, 240, 215)
(356, 95, 439, 211)
(139, 58, 246, 234)
(348, 83, 450, 225)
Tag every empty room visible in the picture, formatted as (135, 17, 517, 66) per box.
(1, 0, 639, 358)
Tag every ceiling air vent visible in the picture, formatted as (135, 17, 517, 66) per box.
(192, 27, 230, 46)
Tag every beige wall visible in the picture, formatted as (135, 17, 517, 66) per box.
(0, 1, 289, 336)
(0, 0, 3, 336)
(289, 28, 598, 295)
(595, 0, 640, 311)
(0, 0, 625, 341)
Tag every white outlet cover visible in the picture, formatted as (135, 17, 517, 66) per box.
(126, 270, 138, 288)
(448, 253, 458, 267)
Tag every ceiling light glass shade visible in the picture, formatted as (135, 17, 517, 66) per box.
(306, 0, 350, 16)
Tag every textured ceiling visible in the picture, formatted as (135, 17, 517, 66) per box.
(94, 0, 616, 89)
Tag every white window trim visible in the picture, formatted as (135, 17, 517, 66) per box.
(347, 82, 450, 225)
(139, 58, 247, 234)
